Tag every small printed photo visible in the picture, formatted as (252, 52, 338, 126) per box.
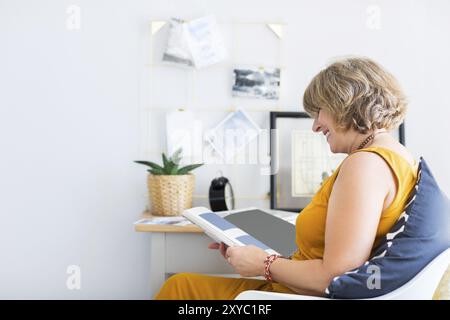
(232, 67, 281, 100)
(206, 109, 261, 160)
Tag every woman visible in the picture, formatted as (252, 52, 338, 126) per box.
(155, 57, 418, 299)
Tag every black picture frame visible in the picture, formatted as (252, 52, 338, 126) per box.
(269, 111, 405, 212)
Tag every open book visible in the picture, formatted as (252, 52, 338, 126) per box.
(182, 207, 297, 256)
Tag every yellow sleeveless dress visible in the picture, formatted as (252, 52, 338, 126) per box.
(155, 147, 447, 299)
(292, 146, 418, 261)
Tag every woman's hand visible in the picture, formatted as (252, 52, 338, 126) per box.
(208, 242, 228, 259)
(225, 245, 267, 277)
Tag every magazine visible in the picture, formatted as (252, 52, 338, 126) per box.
(182, 207, 281, 255)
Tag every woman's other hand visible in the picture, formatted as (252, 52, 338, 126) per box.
(208, 242, 228, 259)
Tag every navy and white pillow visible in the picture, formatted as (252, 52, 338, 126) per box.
(326, 158, 450, 299)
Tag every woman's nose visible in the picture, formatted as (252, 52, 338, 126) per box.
(312, 118, 321, 132)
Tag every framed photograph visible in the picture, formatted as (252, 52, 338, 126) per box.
(269, 111, 405, 212)
(232, 67, 280, 100)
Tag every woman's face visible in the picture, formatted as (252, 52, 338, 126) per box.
(312, 109, 349, 153)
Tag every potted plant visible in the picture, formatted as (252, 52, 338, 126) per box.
(135, 148, 203, 216)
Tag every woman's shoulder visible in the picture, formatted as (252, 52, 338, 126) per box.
(337, 139, 416, 192)
(350, 135, 416, 168)
(340, 150, 393, 178)
(372, 134, 415, 164)
(331, 151, 394, 211)
(339, 142, 402, 184)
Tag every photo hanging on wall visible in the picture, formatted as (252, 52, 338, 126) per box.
(232, 66, 280, 100)
(205, 109, 261, 162)
(162, 15, 228, 69)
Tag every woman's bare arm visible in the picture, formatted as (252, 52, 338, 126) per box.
(268, 152, 394, 295)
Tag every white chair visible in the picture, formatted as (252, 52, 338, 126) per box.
(235, 248, 450, 300)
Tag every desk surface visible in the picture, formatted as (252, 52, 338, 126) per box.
(134, 212, 202, 233)
(134, 209, 297, 233)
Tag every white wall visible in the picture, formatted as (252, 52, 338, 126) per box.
(0, 0, 449, 299)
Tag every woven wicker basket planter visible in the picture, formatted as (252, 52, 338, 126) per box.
(147, 174, 195, 216)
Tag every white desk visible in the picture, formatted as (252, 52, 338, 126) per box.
(134, 209, 297, 298)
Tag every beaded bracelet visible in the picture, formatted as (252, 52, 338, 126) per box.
(263, 254, 282, 282)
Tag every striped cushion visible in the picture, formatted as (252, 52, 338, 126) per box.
(326, 158, 450, 299)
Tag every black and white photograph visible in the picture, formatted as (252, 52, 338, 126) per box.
(232, 67, 281, 100)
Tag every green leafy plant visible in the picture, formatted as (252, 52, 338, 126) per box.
(134, 148, 203, 175)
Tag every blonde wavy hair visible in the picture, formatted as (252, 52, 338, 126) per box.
(303, 57, 407, 134)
